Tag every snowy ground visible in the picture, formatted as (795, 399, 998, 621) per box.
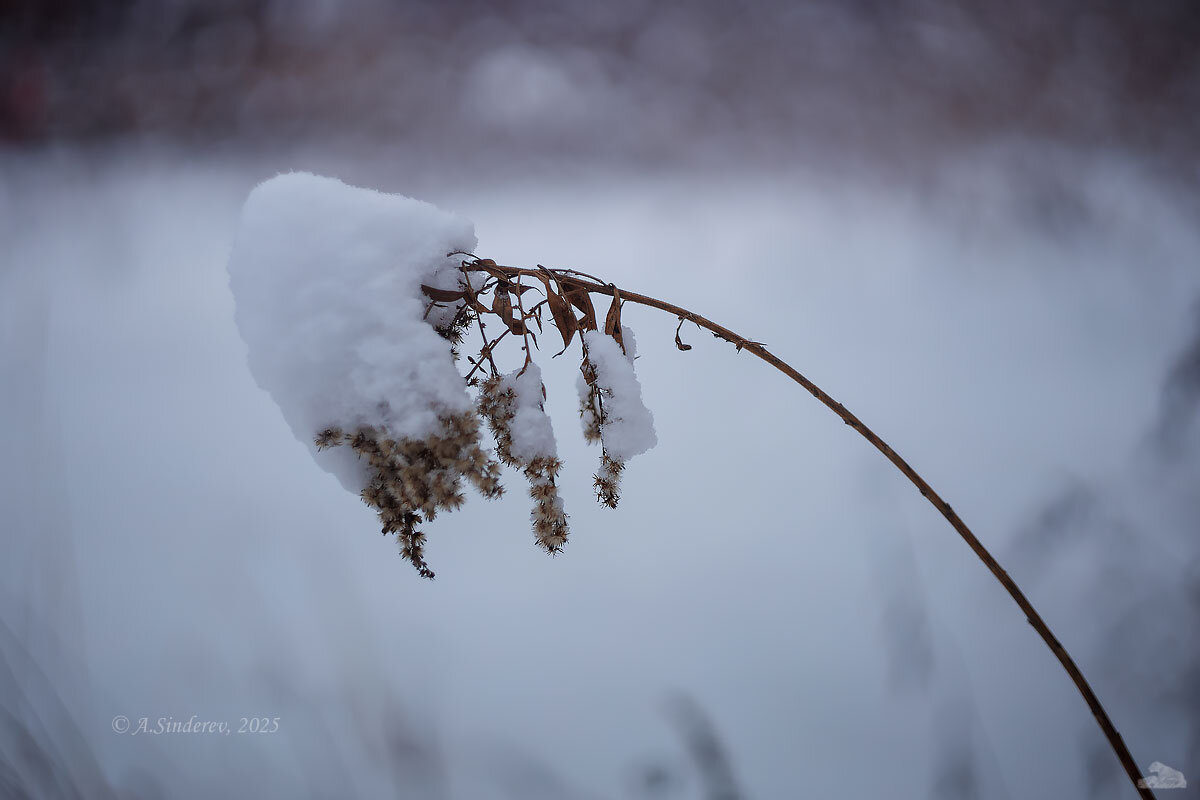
(2, 143, 1197, 798)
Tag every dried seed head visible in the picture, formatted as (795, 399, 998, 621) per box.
(529, 481, 556, 501)
(476, 374, 573, 550)
(314, 428, 344, 450)
(316, 277, 667, 578)
(319, 412, 505, 579)
(593, 453, 625, 509)
(350, 430, 378, 455)
(361, 483, 384, 506)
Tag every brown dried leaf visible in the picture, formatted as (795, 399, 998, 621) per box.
(604, 287, 624, 351)
(492, 290, 512, 319)
(420, 285, 467, 303)
(578, 358, 597, 388)
(675, 317, 693, 351)
(491, 291, 526, 335)
(565, 285, 597, 331)
(537, 276, 577, 349)
(478, 263, 515, 288)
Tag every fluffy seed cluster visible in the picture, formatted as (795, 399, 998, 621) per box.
(478, 374, 570, 552)
(578, 348, 625, 508)
(314, 412, 503, 578)
(578, 354, 604, 446)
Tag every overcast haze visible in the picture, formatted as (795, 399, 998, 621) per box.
(2, 2, 1198, 798)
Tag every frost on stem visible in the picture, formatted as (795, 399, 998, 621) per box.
(227, 172, 656, 578)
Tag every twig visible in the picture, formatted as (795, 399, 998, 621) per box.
(460, 270, 499, 378)
(459, 260, 1155, 799)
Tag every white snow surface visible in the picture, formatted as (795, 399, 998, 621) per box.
(578, 327, 657, 460)
(500, 363, 559, 463)
(227, 172, 477, 491)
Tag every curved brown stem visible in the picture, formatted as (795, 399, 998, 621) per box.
(461, 262, 1154, 799)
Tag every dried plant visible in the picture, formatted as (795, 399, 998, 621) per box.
(314, 412, 502, 579)
(306, 253, 1156, 799)
(326, 256, 662, 575)
(477, 373, 569, 553)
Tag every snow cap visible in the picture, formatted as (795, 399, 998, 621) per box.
(227, 172, 477, 490)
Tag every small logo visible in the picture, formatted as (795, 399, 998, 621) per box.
(1138, 762, 1187, 790)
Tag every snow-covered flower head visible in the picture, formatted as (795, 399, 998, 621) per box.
(227, 173, 657, 577)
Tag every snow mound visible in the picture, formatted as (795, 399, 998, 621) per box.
(499, 363, 559, 463)
(578, 327, 657, 460)
(227, 172, 476, 491)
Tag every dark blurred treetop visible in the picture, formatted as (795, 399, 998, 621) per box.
(3, 0, 1198, 172)
(2, 0, 133, 43)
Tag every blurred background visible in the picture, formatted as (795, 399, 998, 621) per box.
(5, 0, 1200, 174)
(2, 1, 1198, 797)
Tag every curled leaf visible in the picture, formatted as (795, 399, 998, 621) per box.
(565, 284, 598, 331)
(675, 317, 693, 351)
(537, 275, 578, 350)
(492, 291, 524, 334)
(604, 286, 624, 351)
(470, 260, 516, 291)
(492, 290, 512, 319)
(420, 285, 467, 303)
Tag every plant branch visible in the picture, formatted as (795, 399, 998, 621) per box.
(461, 272, 499, 378)
(464, 329, 512, 383)
(511, 272, 536, 369)
(460, 260, 1154, 799)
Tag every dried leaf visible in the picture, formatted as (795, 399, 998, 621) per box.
(478, 263, 516, 288)
(565, 285, 597, 331)
(492, 291, 526, 335)
(536, 276, 578, 349)
(578, 358, 597, 388)
(675, 317, 693, 351)
(604, 287, 624, 351)
(492, 290, 512, 319)
(420, 285, 467, 303)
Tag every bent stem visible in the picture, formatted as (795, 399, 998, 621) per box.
(462, 261, 1154, 799)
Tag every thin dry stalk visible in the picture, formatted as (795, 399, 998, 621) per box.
(456, 259, 1155, 800)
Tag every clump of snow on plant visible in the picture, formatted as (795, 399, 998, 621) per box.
(226, 171, 476, 490)
(578, 327, 658, 459)
(499, 363, 559, 462)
